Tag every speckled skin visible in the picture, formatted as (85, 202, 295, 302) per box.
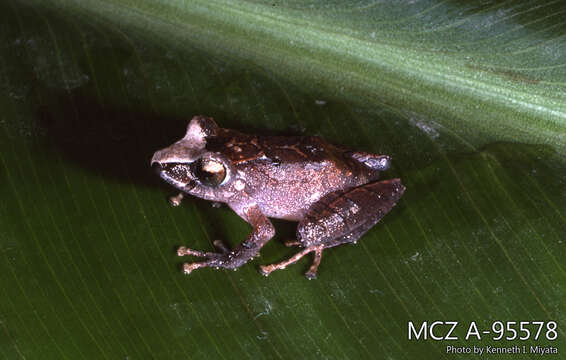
(151, 116, 405, 278)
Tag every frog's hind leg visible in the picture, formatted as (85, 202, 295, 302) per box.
(260, 217, 379, 279)
(300, 177, 404, 243)
(259, 244, 324, 280)
(262, 178, 405, 279)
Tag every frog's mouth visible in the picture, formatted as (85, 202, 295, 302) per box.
(152, 162, 196, 192)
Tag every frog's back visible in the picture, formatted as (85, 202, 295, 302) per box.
(206, 128, 345, 166)
(207, 129, 380, 220)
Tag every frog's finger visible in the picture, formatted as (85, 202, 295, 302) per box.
(177, 246, 218, 258)
(183, 262, 211, 274)
(168, 192, 184, 206)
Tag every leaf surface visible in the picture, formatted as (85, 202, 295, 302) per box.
(1, 0, 565, 358)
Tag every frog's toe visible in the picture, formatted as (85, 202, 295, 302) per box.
(259, 245, 324, 278)
(304, 270, 317, 280)
(284, 239, 302, 247)
(259, 266, 269, 276)
(259, 264, 276, 276)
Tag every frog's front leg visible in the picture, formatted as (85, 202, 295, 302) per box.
(178, 204, 275, 274)
(261, 178, 405, 279)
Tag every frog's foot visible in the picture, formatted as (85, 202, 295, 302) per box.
(259, 245, 324, 279)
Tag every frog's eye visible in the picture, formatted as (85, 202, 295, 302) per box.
(191, 158, 226, 187)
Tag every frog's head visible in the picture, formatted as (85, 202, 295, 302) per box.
(151, 116, 236, 200)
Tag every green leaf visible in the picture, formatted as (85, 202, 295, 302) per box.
(1, 0, 565, 359)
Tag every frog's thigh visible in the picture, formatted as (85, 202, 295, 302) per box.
(297, 178, 405, 247)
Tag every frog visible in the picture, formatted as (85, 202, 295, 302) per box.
(151, 115, 405, 279)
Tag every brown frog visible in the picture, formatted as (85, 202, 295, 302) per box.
(151, 116, 405, 279)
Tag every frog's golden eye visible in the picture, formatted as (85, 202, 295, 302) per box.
(192, 158, 226, 187)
